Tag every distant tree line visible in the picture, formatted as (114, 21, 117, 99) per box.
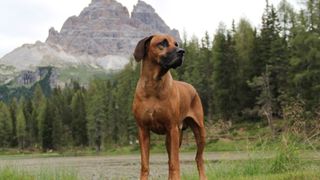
(0, 0, 319, 150)
(0, 63, 139, 151)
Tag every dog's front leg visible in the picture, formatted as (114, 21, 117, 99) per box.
(167, 126, 181, 180)
(138, 126, 150, 180)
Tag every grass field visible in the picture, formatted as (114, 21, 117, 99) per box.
(0, 122, 319, 179)
(0, 167, 77, 180)
(0, 152, 319, 180)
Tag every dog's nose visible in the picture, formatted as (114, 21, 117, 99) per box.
(177, 48, 185, 55)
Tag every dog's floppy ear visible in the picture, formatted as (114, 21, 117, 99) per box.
(134, 36, 153, 62)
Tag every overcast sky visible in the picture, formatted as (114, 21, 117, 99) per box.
(0, 0, 300, 58)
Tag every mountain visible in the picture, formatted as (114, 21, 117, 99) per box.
(0, 0, 180, 86)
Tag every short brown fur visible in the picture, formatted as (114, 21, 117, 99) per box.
(132, 34, 207, 180)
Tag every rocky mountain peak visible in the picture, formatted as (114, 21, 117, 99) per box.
(1, 0, 181, 80)
(132, 0, 169, 33)
(44, 0, 180, 58)
(133, 0, 156, 14)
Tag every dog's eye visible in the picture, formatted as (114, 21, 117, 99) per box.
(158, 39, 169, 49)
(157, 44, 164, 50)
(174, 42, 178, 47)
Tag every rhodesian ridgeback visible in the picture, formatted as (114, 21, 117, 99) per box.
(132, 34, 207, 180)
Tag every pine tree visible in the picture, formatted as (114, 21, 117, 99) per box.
(254, 1, 289, 118)
(288, 2, 320, 111)
(234, 19, 257, 118)
(9, 98, 18, 147)
(16, 98, 27, 149)
(71, 90, 88, 146)
(32, 84, 46, 144)
(212, 24, 239, 121)
(0, 102, 13, 147)
(86, 79, 107, 151)
(41, 100, 53, 151)
(50, 89, 64, 150)
(199, 32, 214, 120)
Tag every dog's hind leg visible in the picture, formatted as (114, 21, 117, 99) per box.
(187, 94, 207, 180)
(188, 119, 207, 180)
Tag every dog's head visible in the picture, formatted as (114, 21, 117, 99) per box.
(134, 34, 185, 70)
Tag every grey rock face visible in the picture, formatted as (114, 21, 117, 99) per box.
(46, 0, 181, 57)
(0, 0, 181, 76)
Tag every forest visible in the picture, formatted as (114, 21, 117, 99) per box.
(0, 0, 319, 151)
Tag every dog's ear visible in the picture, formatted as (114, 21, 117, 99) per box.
(134, 36, 153, 62)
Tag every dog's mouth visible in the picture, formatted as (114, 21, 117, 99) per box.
(159, 48, 185, 70)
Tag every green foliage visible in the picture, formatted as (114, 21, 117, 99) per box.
(71, 90, 88, 146)
(8, 98, 18, 147)
(211, 25, 239, 121)
(86, 79, 108, 151)
(0, 102, 12, 147)
(16, 98, 26, 149)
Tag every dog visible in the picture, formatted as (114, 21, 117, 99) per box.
(132, 34, 207, 180)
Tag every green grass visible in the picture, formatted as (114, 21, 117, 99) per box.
(183, 159, 320, 180)
(0, 167, 77, 180)
(183, 133, 320, 180)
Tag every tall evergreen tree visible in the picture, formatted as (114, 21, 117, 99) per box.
(9, 98, 18, 147)
(41, 100, 53, 151)
(86, 79, 107, 151)
(234, 19, 257, 117)
(289, 4, 320, 111)
(255, 1, 289, 117)
(0, 102, 13, 147)
(50, 89, 65, 150)
(71, 90, 88, 146)
(32, 84, 46, 144)
(212, 24, 239, 121)
(199, 32, 214, 120)
(16, 98, 27, 149)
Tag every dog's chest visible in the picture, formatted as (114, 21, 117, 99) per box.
(138, 98, 175, 133)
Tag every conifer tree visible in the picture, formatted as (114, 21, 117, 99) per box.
(16, 98, 27, 149)
(212, 24, 239, 121)
(0, 102, 12, 147)
(41, 100, 53, 151)
(71, 90, 88, 146)
(32, 84, 46, 143)
(9, 98, 18, 147)
(86, 79, 107, 151)
(234, 19, 257, 117)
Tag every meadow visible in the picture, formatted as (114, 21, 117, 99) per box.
(0, 122, 319, 180)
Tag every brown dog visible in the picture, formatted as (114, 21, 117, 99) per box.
(132, 34, 207, 180)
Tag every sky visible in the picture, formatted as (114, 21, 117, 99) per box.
(0, 0, 301, 58)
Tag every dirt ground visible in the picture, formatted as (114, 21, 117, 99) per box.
(0, 152, 265, 180)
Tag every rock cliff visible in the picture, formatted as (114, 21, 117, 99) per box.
(0, 0, 181, 85)
(0, 0, 181, 75)
(46, 0, 180, 57)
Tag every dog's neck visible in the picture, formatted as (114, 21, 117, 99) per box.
(139, 59, 173, 98)
(141, 59, 170, 80)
